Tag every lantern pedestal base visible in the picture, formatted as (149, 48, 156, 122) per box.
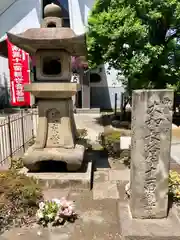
(22, 144, 85, 172)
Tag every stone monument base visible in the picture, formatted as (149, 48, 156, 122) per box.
(75, 108, 100, 114)
(19, 160, 92, 190)
(22, 144, 85, 172)
(118, 203, 180, 240)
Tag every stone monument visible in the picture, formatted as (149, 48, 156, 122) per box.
(130, 90, 173, 219)
(7, 3, 86, 172)
(119, 90, 180, 239)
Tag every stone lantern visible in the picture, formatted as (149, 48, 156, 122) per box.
(7, 3, 87, 171)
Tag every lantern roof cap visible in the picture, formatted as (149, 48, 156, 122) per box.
(44, 3, 62, 18)
(7, 29, 86, 56)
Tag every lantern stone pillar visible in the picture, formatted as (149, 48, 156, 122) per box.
(7, 3, 86, 172)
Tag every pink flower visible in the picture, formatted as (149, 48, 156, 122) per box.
(60, 207, 73, 217)
(60, 198, 74, 209)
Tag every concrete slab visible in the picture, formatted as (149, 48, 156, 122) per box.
(74, 113, 103, 142)
(19, 161, 92, 190)
(2, 191, 121, 240)
(118, 134, 180, 166)
(93, 182, 119, 200)
(109, 169, 130, 181)
(170, 160, 180, 173)
(75, 108, 100, 114)
(171, 137, 180, 145)
(120, 136, 131, 150)
(117, 181, 129, 203)
(94, 170, 109, 182)
(171, 144, 180, 165)
(118, 203, 180, 240)
(43, 188, 70, 201)
(172, 127, 180, 139)
(172, 124, 178, 129)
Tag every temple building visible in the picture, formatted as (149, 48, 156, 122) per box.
(0, 0, 124, 110)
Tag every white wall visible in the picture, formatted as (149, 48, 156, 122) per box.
(68, 0, 94, 35)
(90, 64, 124, 88)
(68, 0, 124, 89)
(0, 0, 16, 15)
(0, 0, 41, 87)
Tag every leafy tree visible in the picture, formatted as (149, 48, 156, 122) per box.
(87, 0, 180, 91)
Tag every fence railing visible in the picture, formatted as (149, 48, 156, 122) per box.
(0, 109, 38, 170)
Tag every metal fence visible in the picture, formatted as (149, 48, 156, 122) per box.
(0, 109, 38, 170)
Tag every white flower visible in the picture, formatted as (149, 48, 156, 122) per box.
(47, 213, 54, 220)
(54, 215, 60, 222)
(36, 209, 44, 220)
(52, 198, 61, 206)
(39, 202, 45, 210)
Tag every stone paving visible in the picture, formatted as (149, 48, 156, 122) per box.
(2, 113, 180, 239)
(74, 113, 104, 142)
(2, 195, 121, 240)
(2, 170, 126, 240)
(1, 154, 180, 240)
(1, 149, 129, 240)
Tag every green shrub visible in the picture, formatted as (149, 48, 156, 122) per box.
(169, 170, 180, 204)
(0, 170, 43, 232)
(98, 131, 120, 158)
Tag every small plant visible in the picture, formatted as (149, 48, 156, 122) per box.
(0, 170, 43, 233)
(169, 170, 180, 204)
(120, 148, 131, 168)
(11, 157, 24, 170)
(77, 128, 88, 139)
(77, 128, 92, 150)
(36, 198, 77, 226)
(98, 131, 120, 158)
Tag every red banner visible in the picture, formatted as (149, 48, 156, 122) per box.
(7, 38, 31, 106)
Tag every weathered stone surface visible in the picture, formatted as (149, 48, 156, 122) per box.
(19, 161, 92, 189)
(6, 30, 86, 56)
(24, 83, 81, 99)
(35, 50, 71, 81)
(41, 16, 63, 28)
(7, 2, 86, 56)
(23, 144, 85, 172)
(75, 108, 100, 114)
(29, 98, 77, 149)
(130, 90, 173, 219)
(22, 96, 85, 171)
(109, 169, 130, 181)
(10, 2, 86, 173)
(93, 182, 119, 200)
(118, 203, 180, 240)
(44, 3, 62, 18)
(94, 170, 109, 182)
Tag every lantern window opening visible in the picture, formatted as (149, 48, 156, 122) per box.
(47, 22, 57, 28)
(42, 56, 61, 75)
